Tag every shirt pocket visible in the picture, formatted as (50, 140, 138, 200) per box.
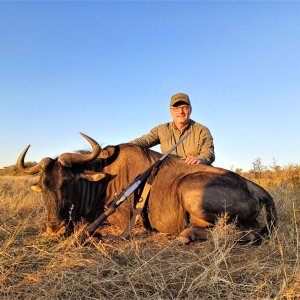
(186, 140, 203, 157)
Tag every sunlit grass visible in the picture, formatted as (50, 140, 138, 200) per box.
(0, 166, 299, 299)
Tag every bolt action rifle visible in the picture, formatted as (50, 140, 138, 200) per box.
(83, 132, 191, 239)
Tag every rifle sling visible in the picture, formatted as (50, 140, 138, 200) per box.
(120, 166, 158, 239)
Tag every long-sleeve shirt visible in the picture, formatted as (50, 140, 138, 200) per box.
(130, 119, 215, 165)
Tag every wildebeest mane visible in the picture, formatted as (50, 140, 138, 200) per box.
(75, 149, 92, 154)
(73, 143, 175, 168)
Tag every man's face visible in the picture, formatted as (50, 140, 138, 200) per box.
(170, 103, 192, 125)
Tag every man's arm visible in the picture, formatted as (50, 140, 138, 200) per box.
(181, 127, 215, 165)
(129, 126, 160, 149)
(196, 128, 215, 164)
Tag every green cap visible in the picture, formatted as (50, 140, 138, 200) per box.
(170, 93, 191, 106)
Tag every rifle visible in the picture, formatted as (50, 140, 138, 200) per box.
(83, 132, 191, 238)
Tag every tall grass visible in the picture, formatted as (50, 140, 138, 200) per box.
(0, 165, 299, 299)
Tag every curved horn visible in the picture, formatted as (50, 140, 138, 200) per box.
(58, 132, 102, 167)
(17, 145, 52, 174)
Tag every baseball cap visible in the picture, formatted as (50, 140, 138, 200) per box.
(170, 93, 191, 106)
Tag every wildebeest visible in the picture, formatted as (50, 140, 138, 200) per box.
(17, 133, 277, 243)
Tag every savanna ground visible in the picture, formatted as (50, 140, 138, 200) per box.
(0, 160, 299, 299)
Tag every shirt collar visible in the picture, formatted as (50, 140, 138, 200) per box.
(171, 119, 192, 132)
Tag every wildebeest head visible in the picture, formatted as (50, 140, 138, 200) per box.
(17, 133, 106, 237)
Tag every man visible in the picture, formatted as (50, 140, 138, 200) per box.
(130, 93, 215, 165)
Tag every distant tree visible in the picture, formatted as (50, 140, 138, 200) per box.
(234, 168, 243, 175)
(249, 157, 267, 179)
(269, 158, 281, 172)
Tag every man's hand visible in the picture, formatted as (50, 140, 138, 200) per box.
(181, 157, 203, 165)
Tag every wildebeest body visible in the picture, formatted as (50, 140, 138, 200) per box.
(17, 134, 277, 243)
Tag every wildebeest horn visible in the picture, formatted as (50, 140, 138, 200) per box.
(17, 145, 53, 174)
(58, 132, 102, 167)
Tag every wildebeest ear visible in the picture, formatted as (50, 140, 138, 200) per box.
(79, 170, 106, 182)
(31, 183, 42, 192)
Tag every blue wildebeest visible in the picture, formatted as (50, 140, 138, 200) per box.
(17, 133, 277, 243)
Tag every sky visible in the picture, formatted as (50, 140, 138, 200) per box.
(0, 1, 299, 171)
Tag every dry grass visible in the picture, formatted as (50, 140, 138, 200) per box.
(0, 169, 299, 299)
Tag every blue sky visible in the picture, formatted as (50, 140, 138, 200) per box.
(0, 1, 299, 171)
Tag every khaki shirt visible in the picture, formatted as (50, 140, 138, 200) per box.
(130, 119, 215, 165)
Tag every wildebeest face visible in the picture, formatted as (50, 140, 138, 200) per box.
(31, 160, 106, 237)
(17, 133, 105, 237)
(36, 160, 78, 237)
